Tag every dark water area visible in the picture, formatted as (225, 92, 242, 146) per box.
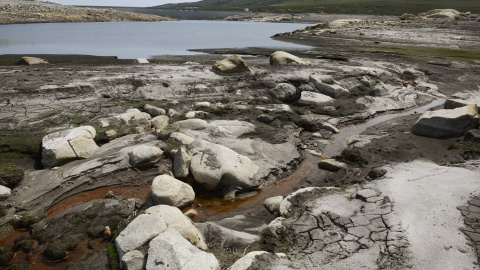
(0, 21, 311, 59)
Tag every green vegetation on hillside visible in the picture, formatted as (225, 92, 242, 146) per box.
(154, 0, 480, 15)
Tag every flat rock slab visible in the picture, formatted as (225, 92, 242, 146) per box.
(412, 104, 479, 138)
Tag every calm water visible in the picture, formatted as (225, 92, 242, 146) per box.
(0, 21, 311, 59)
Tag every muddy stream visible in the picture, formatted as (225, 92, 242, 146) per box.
(0, 97, 445, 269)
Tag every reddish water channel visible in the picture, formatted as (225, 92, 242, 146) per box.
(0, 97, 444, 269)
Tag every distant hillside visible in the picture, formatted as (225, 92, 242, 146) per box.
(154, 0, 480, 15)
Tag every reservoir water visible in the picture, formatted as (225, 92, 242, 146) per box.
(0, 20, 311, 59)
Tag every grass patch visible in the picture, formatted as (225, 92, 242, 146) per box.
(106, 242, 120, 270)
(359, 46, 480, 63)
(450, 140, 480, 153)
(156, 0, 480, 15)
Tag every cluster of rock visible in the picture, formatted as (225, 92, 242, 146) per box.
(401, 9, 480, 21)
(0, 0, 173, 24)
(115, 205, 217, 270)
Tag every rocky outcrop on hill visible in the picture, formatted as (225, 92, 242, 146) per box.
(0, 0, 173, 24)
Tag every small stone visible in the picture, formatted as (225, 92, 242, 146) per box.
(184, 209, 198, 219)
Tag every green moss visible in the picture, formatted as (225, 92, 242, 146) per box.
(336, 148, 370, 166)
(450, 140, 480, 153)
(106, 241, 120, 270)
(359, 46, 480, 63)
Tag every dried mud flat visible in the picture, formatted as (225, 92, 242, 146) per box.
(0, 8, 480, 270)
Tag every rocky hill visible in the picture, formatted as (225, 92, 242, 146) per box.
(0, 0, 172, 24)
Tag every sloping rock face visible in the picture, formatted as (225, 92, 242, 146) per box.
(41, 126, 99, 168)
(269, 51, 312, 66)
(196, 222, 260, 249)
(412, 104, 479, 138)
(419, 9, 461, 19)
(16, 56, 48, 65)
(13, 133, 165, 212)
(146, 229, 220, 270)
(212, 55, 252, 74)
(188, 139, 259, 190)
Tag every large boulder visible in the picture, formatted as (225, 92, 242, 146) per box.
(212, 55, 252, 75)
(411, 104, 479, 138)
(188, 139, 259, 190)
(42, 126, 99, 168)
(115, 214, 168, 263)
(146, 229, 220, 270)
(145, 205, 208, 250)
(128, 145, 163, 168)
(16, 56, 48, 65)
(150, 174, 195, 208)
(269, 51, 312, 66)
(269, 83, 297, 102)
(310, 74, 351, 98)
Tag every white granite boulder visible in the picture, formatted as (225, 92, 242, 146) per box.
(212, 55, 252, 75)
(269, 51, 312, 66)
(115, 214, 168, 263)
(412, 104, 479, 138)
(188, 139, 259, 190)
(145, 205, 208, 250)
(146, 229, 219, 270)
(41, 126, 99, 168)
(151, 174, 195, 208)
(263, 196, 284, 215)
(128, 145, 163, 168)
(0, 185, 11, 200)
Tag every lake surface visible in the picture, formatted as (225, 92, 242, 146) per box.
(0, 21, 311, 59)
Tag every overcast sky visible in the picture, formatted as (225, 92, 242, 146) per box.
(47, 0, 198, 7)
